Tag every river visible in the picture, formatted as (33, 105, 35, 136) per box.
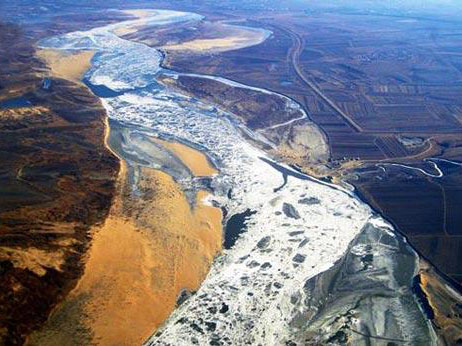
(39, 9, 438, 345)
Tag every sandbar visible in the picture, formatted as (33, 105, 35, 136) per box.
(36, 49, 95, 84)
(162, 24, 270, 54)
(154, 138, 218, 176)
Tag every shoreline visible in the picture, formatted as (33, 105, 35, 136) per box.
(153, 137, 218, 177)
(29, 113, 224, 344)
(36, 49, 95, 85)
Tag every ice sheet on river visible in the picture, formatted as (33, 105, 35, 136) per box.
(40, 10, 437, 345)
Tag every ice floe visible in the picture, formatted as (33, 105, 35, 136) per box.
(40, 9, 436, 345)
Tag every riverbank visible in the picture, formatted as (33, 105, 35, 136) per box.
(28, 127, 223, 345)
(36, 49, 95, 84)
(35, 9, 450, 345)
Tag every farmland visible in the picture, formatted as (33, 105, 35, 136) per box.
(144, 8, 462, 284)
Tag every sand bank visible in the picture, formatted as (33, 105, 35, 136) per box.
(112, 10, 151, 36)
(162, 24, 270, 54)
(419, 266, 462, 344)
(36, 49, 94, 83)
(154, 138, 217, 176)
(28, 164, 222, 345)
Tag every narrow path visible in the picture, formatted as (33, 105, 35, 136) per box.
(257, 114, 306, 131)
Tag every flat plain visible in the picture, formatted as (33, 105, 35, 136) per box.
(144, 8, 462, 285)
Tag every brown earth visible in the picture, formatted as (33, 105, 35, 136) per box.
(0, 22, 118, 345)
(29, 160, 222, 345)
(36, 49, 95, 85)
(418, 261, 462, 345)
(153, 138, 218, 176)
(159, 74, 303, 130)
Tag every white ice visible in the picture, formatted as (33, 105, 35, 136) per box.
(39, 10, 403, 345)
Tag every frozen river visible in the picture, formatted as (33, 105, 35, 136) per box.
(40, 10, 437, 345)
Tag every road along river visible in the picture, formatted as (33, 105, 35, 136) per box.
(38, 9, 438, 345)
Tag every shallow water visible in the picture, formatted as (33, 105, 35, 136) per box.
(0, 96, 31, 109)
(224, 209, 257, 249)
